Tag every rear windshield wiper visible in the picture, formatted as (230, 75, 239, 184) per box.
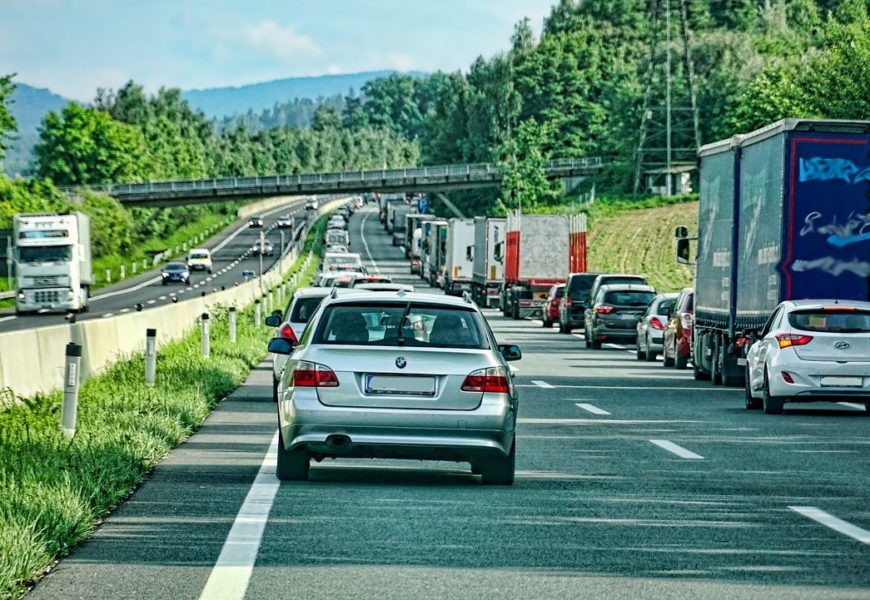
(396, 302, 412, 346)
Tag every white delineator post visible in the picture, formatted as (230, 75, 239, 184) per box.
(201, 313, 210, 358)
(61, 342, 82, 439)
(145, 328, 157, 386)
(254, 299, 261, 328)
(229, 307, 237, 344)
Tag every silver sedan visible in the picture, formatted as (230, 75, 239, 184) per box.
(636, 292, 678, 361)
(268, 291, 521, 484)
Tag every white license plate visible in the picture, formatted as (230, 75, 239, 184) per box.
(820, 376, 863, 387)
(365, 375, 435, 396)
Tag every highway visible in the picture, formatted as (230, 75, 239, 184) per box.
(27, 208, 870, 599)
(0, 199, 308, 333)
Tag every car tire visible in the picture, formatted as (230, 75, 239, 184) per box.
(276, 430, 310, 481)
(272, 377, 279, 403)
(675, 343, 688, 370)
(565, 323, 573, 334)
(542, 318, 550, 328)
(710, 338, 723, 385)
(636, 337, 644, 360)
(744, 367, 762, 410)
(558, 320, 565, 333)
(693, 360, 709, 380)
(662, 341, 675, 367)
(511, 303, 520, 320)
(591, 335, 602, 350)
(480, 439, 515, 486)
(584, 333, 592, 349)
(762, 370, 784, 415)
(470, 463, 483, 475)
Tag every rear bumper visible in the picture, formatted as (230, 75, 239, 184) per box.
(279, 390, 515, 460)
(767, 358, 870, 399)
(592, 321, 640, 340)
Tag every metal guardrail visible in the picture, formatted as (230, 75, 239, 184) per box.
(0, 291, 14, 301)
(65, 157, 607, 199)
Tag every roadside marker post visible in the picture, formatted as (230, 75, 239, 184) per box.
(145, 328, 157, 386)
(254, 299, 261, 328)
(61, 342, 82, 439)
(228, 307, 237, 344)
(201, 313, 210, 358)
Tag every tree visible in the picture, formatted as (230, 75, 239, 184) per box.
(498, 119, 561, 213)
(311, 104, 342, 131)
(0, 73, 17, 164)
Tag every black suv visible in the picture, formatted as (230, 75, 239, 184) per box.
(558, 272, 601, 333)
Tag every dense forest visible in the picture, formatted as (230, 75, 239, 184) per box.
(2, 0, 870, 235)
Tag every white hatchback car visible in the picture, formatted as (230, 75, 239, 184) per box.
(745, 300, 870, 414)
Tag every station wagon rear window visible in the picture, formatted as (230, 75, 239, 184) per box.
(603, 290, 655, 306)
(313, 303, 488, 349)
(788, 309, 870, 333)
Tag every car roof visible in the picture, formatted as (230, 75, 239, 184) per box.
(595, 273, 646, 280)
(323, 290, 476, 308)
(784, 299, 870, 310)
(292, 287, 336, 299)
(598, 284, 656, 293)
(355, 283, 415, 292)
(655, 292, 680, 299)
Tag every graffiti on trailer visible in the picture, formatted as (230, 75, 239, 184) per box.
(799, 157, 870, 185)
(792, 256, 870, 278)
(799, 210, 870, 248)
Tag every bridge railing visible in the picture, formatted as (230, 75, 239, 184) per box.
(68, 157, 606, 197)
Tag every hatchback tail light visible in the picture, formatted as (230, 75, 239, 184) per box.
(775, 334, 813, 349)
(461, 366, 510, 393)
(649, 317, 665, 330)
(596, 305, 614, 314)
(278, 323, 298, 344)
(290, 360, 339, 387)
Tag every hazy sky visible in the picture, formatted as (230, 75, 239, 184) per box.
(0, 0, 555, 101)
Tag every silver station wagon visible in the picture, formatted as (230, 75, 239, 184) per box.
(268, 290, 522, 484)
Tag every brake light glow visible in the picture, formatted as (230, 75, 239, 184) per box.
(775, 334, 813, 349)
(649, 317, 664, 330)
(596, 305, 614, 314)
(290, 361, 339, 387)
(278, 323, 298, 344)
(461, 367, 510, 393)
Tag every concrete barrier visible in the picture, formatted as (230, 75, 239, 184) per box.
(0, 198, 344, 399)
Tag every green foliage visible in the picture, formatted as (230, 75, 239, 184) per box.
(499, 119, 561, 212)
(0, 74, 16, 164)
(0, 177, 69, 228)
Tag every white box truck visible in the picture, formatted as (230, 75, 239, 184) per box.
(471, 217, 505, 308)
(443, 218, 475, 296)
(13, 212, 93, 314)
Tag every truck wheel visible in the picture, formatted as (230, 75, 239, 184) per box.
(276, 430, 310, 481)
(511, 303, 520, 320)
(762, 370, 784, 415)
(711, 338, 723, 385)
(744, 367, 761, 409)
(720, 347, 741, 387)
(693, 360, 709, 380)
(480, 438, 515, 486)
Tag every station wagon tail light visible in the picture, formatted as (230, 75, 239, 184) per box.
(291, 361, 339, 387)
(278, 323, 298, 344)
(775, 334, 813, 349)
(596, 305, 614, 314)
(462, 367, 510, 393)
(649, 317, 664, 330)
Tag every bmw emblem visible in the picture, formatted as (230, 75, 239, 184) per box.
(395, 356, 407, 369)
(834, 341, 850, 350)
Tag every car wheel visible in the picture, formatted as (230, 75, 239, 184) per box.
(744, 366, 761, 410)
(470, 463, 483, 475)
(584, 332, 592, 348)
(636, 337, 644, 360)
(542, 318, 550, 328)
(762, 370, 784, 415)
(511, 303, 520, 320)
(558, 320, 565, 333)
(272, 377, 279, 403)
(674, 342, 688, 370)
(480, 438, 515, 486)
(662, 340, 675, 367)
(591, 335, 602, 350)
(645, 336, 657, 362)
(693, 359, 709, 380)
(276, 430, 310, 481)
(710, 338, 723, 385)
(565, 323, 573, 334)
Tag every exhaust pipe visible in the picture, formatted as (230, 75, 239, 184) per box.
(326, 434, 351, 448)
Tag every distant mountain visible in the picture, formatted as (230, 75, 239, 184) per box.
(182, 70, 425, 118)
(3, 83, 73, 177)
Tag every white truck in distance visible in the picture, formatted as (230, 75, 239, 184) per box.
(471, 217, 505, 308)
(13, 212, 93, 315)
(443, 218, 475, 296)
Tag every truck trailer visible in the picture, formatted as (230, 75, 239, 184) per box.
(391, 205, 415, 246)
(678, 118, 870, 387)
(471, 217, 505, 308)
(501, 211, 587, 319)
(422, 220, 448, 287)
(442, 218, 475, 296)
(13, 212, 93, 314)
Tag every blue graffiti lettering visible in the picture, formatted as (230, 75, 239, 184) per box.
(799, 157, 870, 184)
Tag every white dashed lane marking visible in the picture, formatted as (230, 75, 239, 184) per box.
(789, 506, 870, 545)
(575, 403, 611, 415)
(649, 439, 704, 460)
(532, 380, 554, 389)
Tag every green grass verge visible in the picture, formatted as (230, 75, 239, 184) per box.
(0, 220, 326, 599)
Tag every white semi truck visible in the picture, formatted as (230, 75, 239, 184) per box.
(442, 218, 475, 296)
(13, 212, 93, 314)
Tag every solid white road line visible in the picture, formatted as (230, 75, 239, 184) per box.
(0, 315, 16, 323)
(649, 439, 704, 460)
(604, 343, 626, 350)
(519, 418, 701, 425)
(359, 211, 381, 274)
(837, 402, 866, 411)
(575, 403, 611, 415)
(532, 380, 554, 389)
(91, 275, 162, 301)
(200, 431, 280, 600)
(101, 313, 113, 318)
(789, 506, 870, 545)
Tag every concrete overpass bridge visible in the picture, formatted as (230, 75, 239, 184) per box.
(72, 157, 607, 207)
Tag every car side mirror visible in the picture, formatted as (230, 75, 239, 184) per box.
(267, 337, 295, 354)
(265, 315, 282, 327)
(498, 344, 522, 361)
(676, 238, 692, 265)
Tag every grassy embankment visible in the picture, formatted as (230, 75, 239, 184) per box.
(0, 213, 329, 599)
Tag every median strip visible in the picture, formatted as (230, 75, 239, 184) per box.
(789, 506, 870, 544)
(649, 439, 704, 460)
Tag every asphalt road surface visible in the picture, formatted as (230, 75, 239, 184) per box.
(0, 198, 309, 333)
(28, 207, 870, 599)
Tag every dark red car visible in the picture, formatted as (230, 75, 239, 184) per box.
(542, 283, 565, 328)
(662, 288, 693, 369)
